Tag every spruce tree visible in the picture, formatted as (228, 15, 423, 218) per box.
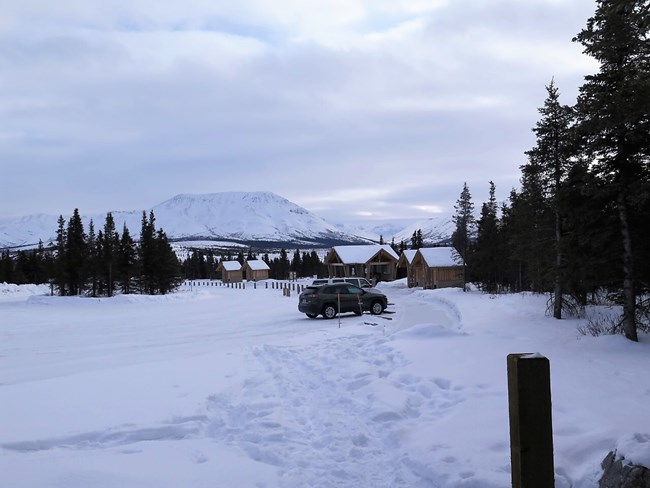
(100, 212, 120, 297)
(65, 209, 87, 295)
(139, 211, 156, 294)
(574, 0, 650, 340)
(152, 228, 182, 294)
(87, 220, 99, 297)
(118, 224, 137, 294)
(472, 182, 501, 293)
(452, 183, 476, 290)
(291, 249, 302, 276)
(55, 215, 67, 295)
(524, 81, 575, 318)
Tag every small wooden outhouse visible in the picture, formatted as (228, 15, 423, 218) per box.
(243, 259, 270, 281)
(218, 260, 243, 283)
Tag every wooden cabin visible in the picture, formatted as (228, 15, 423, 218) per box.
(218, 260, 243, 283)
(410, 247, 464, 289)
(325, 245, 399, 283)
(396, 249, 418, 287)
(243, 259, 270, 281)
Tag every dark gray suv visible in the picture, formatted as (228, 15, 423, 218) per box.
(298, 284, 388, 319)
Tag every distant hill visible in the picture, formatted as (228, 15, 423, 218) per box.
(0, 192, 376, 249)
(0, 192, 456, 250)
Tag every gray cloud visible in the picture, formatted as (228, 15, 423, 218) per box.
(0, 0, 598, 221)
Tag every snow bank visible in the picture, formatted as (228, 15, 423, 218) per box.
(0, 282, 49, 301)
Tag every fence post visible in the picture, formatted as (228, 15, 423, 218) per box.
(507, 353, 554, 488)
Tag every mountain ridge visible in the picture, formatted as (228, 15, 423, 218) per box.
(0, 191, 453, 249)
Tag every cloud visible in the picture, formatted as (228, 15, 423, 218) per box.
(0, 0, 598, 221)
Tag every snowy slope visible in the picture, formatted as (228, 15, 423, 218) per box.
(0, 192, 371, 248)
(0, 213, 60, 248)
(334, 219, 416, 243)
(392, 215, 455, 245)
(150, 192, 363, 243)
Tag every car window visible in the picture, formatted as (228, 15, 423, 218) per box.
(322, 286, 337, 294)
(346, 285, 363, 294)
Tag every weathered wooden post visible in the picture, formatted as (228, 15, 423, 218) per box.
(507, 353, 554, 488)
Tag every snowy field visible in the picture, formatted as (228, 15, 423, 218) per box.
(1, 280, 649, 487)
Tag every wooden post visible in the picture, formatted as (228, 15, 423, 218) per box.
(507, 353, 554, 488)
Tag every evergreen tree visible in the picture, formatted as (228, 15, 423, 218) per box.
(152, 228, 182, 294)
(0, 250, 13, 283)
(87, 220, 99, 297)
(118, 224, 137, 294)
(291, 249, 302, 276)
(100, 212, 120, 297)
(410, 230, 423, 250)
(452, 183, 476, 290)
(573, 0, 650, 340)
(139, 211, 156, 294)
(276, 248, 290, 280)
(390, 237, 399, 255)
(65, 209, 87, 295)
(524, 81, 575, 317)
(472, 181, 501, 293)
(55, 215, 67, 295)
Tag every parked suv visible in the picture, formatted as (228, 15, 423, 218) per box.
(298, 283, 388, 319)
(311, 277, 373, 288)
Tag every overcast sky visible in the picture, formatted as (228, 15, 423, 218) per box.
(0, 0, 599, 223)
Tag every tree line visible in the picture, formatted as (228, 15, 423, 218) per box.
(0, 209, 183, 296)
(451, 0, 650, 341)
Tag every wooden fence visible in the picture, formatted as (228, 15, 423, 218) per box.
(185, 280, 307, 294)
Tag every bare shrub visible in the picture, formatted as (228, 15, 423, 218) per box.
(577, 313, 622, 337)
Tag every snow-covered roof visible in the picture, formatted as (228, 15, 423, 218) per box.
(220, 260, 242, 271)
(245, 259, 270, 271)
(401, 249, 418, 264)
(332, 244, 399, 264)
(417, 247, 460, 267)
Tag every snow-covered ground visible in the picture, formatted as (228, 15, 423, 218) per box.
(1, 280, 648, 487)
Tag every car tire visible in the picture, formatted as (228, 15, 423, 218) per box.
(306, 313, 318, 318)
(370, 301, 384, 315)
(322, 304, 337, 319)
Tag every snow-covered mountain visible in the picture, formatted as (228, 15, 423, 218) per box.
(391, 215, 455, 245)
(148, 192, 367, 244)
(335, 215, 456, 246)
(0, 192, 373, 249)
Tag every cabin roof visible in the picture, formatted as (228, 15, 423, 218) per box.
(331, 244, 399, 264)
